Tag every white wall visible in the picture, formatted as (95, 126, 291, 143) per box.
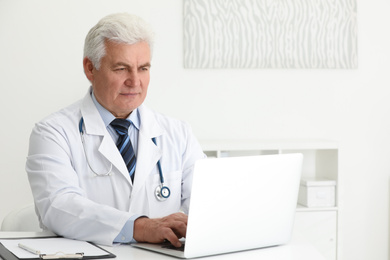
(0, 0, 389, 259)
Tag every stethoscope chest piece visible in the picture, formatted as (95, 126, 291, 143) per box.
(155, 185, 171, 201)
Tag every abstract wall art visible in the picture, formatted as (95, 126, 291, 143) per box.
(183, 0, 357, 69)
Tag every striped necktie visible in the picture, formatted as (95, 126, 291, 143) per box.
(110, 119, 136, 181)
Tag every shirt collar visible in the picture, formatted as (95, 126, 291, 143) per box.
(91, 91, 140, 130)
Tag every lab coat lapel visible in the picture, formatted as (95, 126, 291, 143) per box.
(80, 91, 132, 184)
(132, 105, 164, 195)
(99, 136, 131, 183)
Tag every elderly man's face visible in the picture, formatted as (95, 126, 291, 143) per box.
(84, 40, 151, 118)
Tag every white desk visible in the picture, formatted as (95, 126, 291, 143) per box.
(0, 232, 326, 260)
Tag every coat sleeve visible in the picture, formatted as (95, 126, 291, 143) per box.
(26, 119, 132, 246)
(179, 121, 207, 213)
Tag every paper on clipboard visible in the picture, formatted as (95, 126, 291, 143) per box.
(0, 238, 115, 259)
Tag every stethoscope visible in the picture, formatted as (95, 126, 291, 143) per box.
(79, 117, 171, 201)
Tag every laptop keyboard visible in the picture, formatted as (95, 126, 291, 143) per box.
(162, 243, 185, 252)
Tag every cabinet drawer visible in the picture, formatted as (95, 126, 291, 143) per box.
(293, 211, 337, 260)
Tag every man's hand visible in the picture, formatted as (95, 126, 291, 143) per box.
(133, 212, 187, 247)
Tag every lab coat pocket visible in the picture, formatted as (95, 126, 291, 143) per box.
(146, 170, 182, 218)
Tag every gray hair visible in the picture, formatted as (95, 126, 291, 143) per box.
(84, 13, 155, 69)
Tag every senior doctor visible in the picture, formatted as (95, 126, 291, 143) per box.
(26, 13, 205, 247)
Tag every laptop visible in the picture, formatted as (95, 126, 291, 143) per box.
(132, 153, 303, 258)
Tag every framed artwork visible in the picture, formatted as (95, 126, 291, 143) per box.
(184, 0, 357, 69)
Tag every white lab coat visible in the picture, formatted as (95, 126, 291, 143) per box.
(26, 90, 205, 246)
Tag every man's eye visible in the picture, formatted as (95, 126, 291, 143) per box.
(115, 68, 126, 71)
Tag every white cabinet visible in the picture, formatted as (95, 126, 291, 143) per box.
(200, 140, 339, 260)
(293, 210, 337, 260)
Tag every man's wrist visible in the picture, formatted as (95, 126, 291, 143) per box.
(133, 216, 149, 242)
(113, 215, 146, 243)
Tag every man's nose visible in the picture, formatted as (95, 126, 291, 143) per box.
(125, 71, 140, 87)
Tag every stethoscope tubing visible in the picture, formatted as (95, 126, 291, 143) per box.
(152, 137, 164, 185)
(79, 117, 170, 200)
(79, 117, 113, 176)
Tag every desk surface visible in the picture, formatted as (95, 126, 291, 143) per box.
(0, 232, 325, 260)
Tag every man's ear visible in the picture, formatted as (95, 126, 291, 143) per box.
(83, 57, 95, 82)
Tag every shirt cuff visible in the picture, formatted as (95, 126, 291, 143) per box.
(113, 214, 145, 243)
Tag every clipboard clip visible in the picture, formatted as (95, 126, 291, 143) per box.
(39, 252, 84, 259)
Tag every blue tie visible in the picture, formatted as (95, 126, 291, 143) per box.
(110, 119, 136, 181)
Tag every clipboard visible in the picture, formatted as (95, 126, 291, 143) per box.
(0, 238, 116, 260)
